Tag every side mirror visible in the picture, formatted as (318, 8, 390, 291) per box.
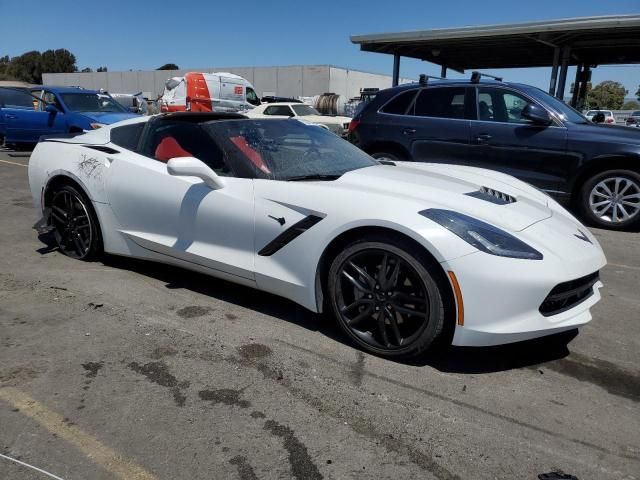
(166, 157, 225, 189)
(592, 112, 605, 124)
(45, 104, 59, 114)
(521, 103, 551, 125)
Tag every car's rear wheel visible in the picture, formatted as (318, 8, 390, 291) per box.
(50, 184, 102, 260)
(579, 169, 640, 230)
(327, 235, 446, 358)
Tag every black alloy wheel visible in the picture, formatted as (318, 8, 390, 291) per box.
(50, 185, 102, 260)
(328, 237, 445, 358)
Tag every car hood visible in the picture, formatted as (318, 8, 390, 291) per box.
(77, 112, 139, 124)
(569, 122, 640, 144)
(331, 163, 553, 232)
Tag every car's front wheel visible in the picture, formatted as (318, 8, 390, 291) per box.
(327, 235, 446, 358)
(50, 184, 103, 260)
(579, 169, 640, 230)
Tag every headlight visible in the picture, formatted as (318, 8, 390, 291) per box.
(420, 209, 543, 260)
(90, 123, 106, 129)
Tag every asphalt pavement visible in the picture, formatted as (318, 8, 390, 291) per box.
(1, 149, 638, 480)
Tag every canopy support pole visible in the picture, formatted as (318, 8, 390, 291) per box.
(555, 46, 571, 99)
(549, 47, 560, 95)
(392, 54, 401, 86)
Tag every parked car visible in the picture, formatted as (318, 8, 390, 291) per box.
(0, 86, 139, 146)
(625, 111, 640, 128)
(160, 72, 260, 113)
(348, 78, 640, 230)
(247, 102, 351, 136)
(585, 109, 615, 124)
(28, 113, 605, 358)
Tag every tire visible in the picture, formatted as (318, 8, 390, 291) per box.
(327, 234, 446, 359)
(49, 184, 103, 260)
(578, 169, 640, 230)
(370, 150, 405, 162)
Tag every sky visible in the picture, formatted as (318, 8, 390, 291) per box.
(2, 0, 639, 97)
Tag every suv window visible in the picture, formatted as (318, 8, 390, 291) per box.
(414, 87, 466, 119)
(477, 87, 533, 124)
(380, 89, 418, 115)
(141, 121, 232, 175)
(264, 105, 293, 116)
(111, 122, 145, 151)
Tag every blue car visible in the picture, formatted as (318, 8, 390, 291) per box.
(0, 86, 139, 146)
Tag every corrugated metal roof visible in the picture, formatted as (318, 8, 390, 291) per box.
(351, 15, 640, 69)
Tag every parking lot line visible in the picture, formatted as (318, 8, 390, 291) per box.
(0, 387, 157, 480)
(0, 159, 28, 167)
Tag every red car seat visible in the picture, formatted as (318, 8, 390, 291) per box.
(154, 136, 193, 162)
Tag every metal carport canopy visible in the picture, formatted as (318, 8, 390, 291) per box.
(350, 15, 640, 71)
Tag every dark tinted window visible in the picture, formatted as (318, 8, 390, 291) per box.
(111, 122, 145, 151)
(381, 89, 417, 115)
(0, 88, 36, 108)
(264, 105, 293, 116)
(414, 87, 466, 119)
(477, 87, 534, 124)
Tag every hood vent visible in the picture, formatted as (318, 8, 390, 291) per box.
(465, 186, 516, 205)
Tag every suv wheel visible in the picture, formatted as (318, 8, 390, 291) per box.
(371, 151, 405, 163)
(579, 169, 640, 230)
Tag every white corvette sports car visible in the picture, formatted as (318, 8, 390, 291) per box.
(28, 112, 606, 358)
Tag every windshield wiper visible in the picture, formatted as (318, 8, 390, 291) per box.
(286, 174, 342, 182)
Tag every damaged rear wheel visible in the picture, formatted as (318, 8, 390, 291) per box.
(50, 184, 102, 260)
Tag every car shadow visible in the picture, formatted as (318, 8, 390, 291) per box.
(100, 253, 577, 374)
(36, 232, 576, 374)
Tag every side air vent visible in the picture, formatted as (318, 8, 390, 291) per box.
(84, 145, 120, 154)
(465, 186, 516, 205)
(258, 215, 324, 256)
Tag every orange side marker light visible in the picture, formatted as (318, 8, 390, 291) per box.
(447, 271, 464, 326)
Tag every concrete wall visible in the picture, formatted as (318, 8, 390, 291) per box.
(329, 67, 412, 98)
(43, 65, 408, 99)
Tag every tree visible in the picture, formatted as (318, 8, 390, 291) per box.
(636, 85, 640, 102)
(622, 100, 640, 110)
(97, 66, 108, 72)
(81, 67, 93, 73)
(0, 49, 77, 83)
(5, 51, 42, 83)
(586, 81, 628, 110)
(157, 63, 179, 70)
(40, 49, 76, 75)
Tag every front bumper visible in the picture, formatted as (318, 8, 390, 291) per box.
(442, 214, 606, 347)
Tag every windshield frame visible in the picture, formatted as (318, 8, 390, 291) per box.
(202, 118, 378, 181)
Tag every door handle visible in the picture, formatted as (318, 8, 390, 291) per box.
(475, 133, 492, 143)
(5, 114, 17, 119)
(402, 128, 416, 135)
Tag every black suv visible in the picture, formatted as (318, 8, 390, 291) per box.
(349, 77, 640, 230)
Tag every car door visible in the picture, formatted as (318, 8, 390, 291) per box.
(408, 86, 473, 164)
(468, 86, 569, 193)
(0, 88, 66, 143)
(104, 120, 256, 281)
